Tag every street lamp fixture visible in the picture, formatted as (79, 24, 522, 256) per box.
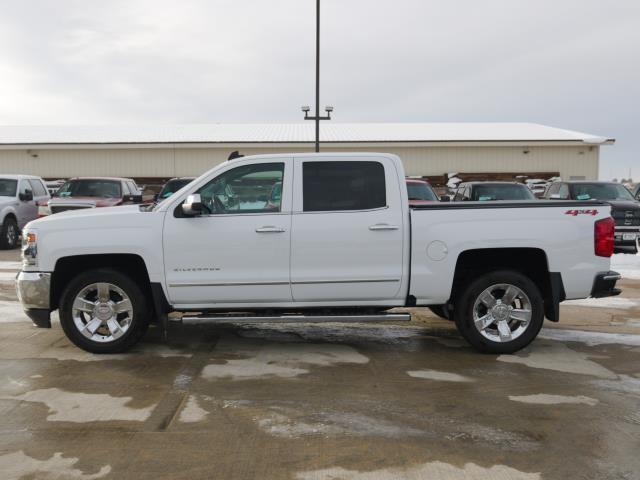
(301, 0, 334, 153)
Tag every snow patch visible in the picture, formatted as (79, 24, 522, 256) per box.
(562, 297, 640, 309)
(0, 300, 28, 323)
(1, 388, 155, 422)
(0, 451, 111, 480)
(498, 341, 617, 379)
(611, 253, 640, 280)
(202, 343, 369, 380)
(509, 394, 598, 406)
(296, 462, 540, 480)
(179, 395, 209, 423)
(0, 261, 22, 270)
(539, 328, 640, 346)
(407, 369, 474, 382)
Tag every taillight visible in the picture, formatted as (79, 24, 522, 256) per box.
(594, 217, 614, 257)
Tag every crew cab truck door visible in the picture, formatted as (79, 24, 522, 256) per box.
(16, 180, 36, 228)
(162, 158, 293, 306)
(290, 156, 405, 302)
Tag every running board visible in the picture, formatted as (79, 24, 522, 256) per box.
(178, 313, 411, 324)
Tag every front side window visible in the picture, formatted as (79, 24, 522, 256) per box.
(0, 179, 18, 197)
(303, 161, 386, 212)
(198, 163, 284, 214)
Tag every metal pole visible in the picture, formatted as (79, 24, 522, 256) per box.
(315, 0, 320, 152)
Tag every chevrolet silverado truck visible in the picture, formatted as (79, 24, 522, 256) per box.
(544, 180, 640, 254)
(40, 177, 145, 216)
(16, 153, 620, 354)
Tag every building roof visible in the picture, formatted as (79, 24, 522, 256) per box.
(0, 123, 613, 146)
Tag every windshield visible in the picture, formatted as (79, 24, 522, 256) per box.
(570, 183, 635, 201)
(158, 179, 194, 200)
(0, 179, 18, 197)
(406, 182, 438, 201)
(472, 184, 535, 201)
(56, 179, 121, 198)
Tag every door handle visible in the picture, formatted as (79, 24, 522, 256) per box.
(256, 226, 286, 233)
(369, 223, 399, 231)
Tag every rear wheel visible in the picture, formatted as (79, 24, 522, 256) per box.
(454, 270, 544, 354)
(59, 269, 150, 353)
(0, 217, 18, 249)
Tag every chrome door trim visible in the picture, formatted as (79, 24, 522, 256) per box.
(291, 278, 400, 285)
(169, 280, 290, 288)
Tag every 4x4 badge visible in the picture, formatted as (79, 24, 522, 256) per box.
(565, 209, 598, 216)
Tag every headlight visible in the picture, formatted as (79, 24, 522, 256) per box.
(21, 231, 37, 267)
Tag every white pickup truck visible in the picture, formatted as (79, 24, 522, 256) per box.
(16, 153, 621, 354)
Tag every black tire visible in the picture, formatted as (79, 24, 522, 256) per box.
(59, 268, 151, 353)
(453, 270, 544, 354)
(428, 305, 452, 320)
(0, 216, 18, 249)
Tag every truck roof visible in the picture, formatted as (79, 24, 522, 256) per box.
(0, 174, 44, 180)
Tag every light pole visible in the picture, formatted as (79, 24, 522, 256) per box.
(302, 0, 332, 153)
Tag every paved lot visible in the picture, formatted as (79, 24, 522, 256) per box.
(1, 250, 639, 480)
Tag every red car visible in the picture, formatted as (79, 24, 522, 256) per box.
(39, 177, 145, 216)
(406, 178, 440, 206)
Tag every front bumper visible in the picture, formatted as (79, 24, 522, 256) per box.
(15, 271, 52, 328)
(590, 271, 622, 298)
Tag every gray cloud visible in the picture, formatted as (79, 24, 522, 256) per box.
(0, 0, 638, 178)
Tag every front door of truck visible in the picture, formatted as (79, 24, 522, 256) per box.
(162, 159, 293, 307)
(290, 157, 405, 303)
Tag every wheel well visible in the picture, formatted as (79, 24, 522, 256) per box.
(51, 254, 152, 311)
(3, 212, 16, 224)
(450, 248, 557, 317)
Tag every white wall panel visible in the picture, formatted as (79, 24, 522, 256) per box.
(0, 144, 599, 180)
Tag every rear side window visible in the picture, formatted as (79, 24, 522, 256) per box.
(303, 161, 386, 212)
(28, 179, 47, 197)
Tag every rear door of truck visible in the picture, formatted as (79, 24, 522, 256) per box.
(289, 155, 407, 303)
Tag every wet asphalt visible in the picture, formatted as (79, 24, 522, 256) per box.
(0, 251, 639, 480)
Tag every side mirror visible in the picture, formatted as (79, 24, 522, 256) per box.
(182, 194, 203, 216)
(439, 195, 451, 202)
(132, 194, 143, 203)
(19, 189, 33, 202)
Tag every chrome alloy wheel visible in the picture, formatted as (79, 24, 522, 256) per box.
(472, 283, 532, 343)
(71, 282, 133, 343)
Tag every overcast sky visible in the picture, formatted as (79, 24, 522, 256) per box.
(0, 0, 638, 179)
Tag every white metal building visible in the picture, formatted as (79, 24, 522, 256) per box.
(0, 123, 613, 184)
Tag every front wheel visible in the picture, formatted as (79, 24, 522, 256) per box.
(59, 269, 150, 353)
(454, 270, 544, 354)
(0, 217, 18, 249)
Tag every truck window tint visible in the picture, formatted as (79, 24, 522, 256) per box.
(0, 179, 18, 197)
(28, 179, 47, 197)
(303, 161, 386, 212)
(198, 163, 284, 214)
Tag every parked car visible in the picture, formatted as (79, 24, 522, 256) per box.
(0, 175, 50, 249)
(525, 179, 549, 198)
(155, 177, 196, 201)
(453, 182, 536, 201)
(406, 178, 440, 205)
(40, 177, 144, 216)
(544, 181, 640, 253)
(44, 179, 66, 196)
(17, 153, 619, 356)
